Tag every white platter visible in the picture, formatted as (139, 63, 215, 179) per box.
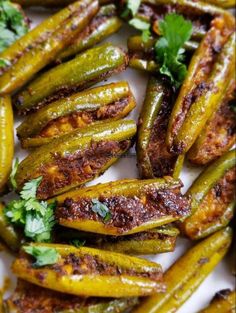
(0, 7, 235, 312)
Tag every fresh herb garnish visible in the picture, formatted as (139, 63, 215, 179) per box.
(9, 158, 19, 190)
(122, 0, 141, 18)
(155, 13, 192, 87)
(91, 199, 111, 222)
(23, 246, 60, 267)
(70, 239, 86, 248)
(4, 177, 56, 242)
(0, 0, 29, 52)
(129, 18, 151, 42)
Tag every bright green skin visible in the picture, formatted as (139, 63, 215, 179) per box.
(15, 120, 137, 199)
(167, 31, 235, 154)
(0, 0, 99, 95)
(14, 43, 128, 114)
(133, 227, 233, 313)
(59, 5, 123, 61)
(137, 76, 184, 179)
(17, 81, 135, 141)
(0, 203, 21, 252)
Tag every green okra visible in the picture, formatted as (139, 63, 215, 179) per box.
(199, 289, 236, 313)
(13, 0, 112, 7)
(188, 78, 236, 165)
(4, 280, 139, 313)
(180, 149, 236, 240)
(14, 43, 128, 114)
(12, 243, 165, 297)
(137, 76, 184, 179)
(58, 4, 123, 61)
(17, 81, 136, 148)
(201, 0, 236, 8)
(0, 203, 22, 253)
(167, 25, 235, 155)
(55, 225, 180, 255)
(132, 227, 233, 313)
(15, 120, 137, 200)
(0, 0, 99, 95)
(54, 178, 190, 236)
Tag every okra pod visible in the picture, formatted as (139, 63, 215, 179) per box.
(4, 279, 139, 313)
(188, 79, 236, 165)
(15, 120, 137, 199)
(0, 203, 22, 252)
(199, 289, 236, 313)
(201, 0, 236, 8)
(167, 23, 235, 154)
(54, 178, 190, 236)
(132, 227, 233, 313)
(181, 149, 236, 240)
(58, 5, 123, 61)
(17, 81, 136, 148)
(55, 225, 180, 255)
(0, 0, 99, 95)
(13, 0, 112, 7)
(14, 43, 128, 114)
(12, 243, 165, 297)
(0, 96, 14, 193)
(137, 76, 184, 179)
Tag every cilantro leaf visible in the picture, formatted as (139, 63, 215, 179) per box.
(23, 246, 60, 267)
(0, 57, 11, 68)
(9, 158, 19, 190)
(122, 0, 141, 18)
(129, 18, 151, 42)
(0, 1, 29, 52)
(70, 239, 86, 248)
(20, 176, 42, 200)
(155, 13, 192, 87)
(91, 199, 111, 222)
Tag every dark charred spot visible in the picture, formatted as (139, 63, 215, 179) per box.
(198, 257, 209, 265)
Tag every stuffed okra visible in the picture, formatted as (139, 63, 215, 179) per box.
(181, 149, 236, 240)
(0, 0, 99, 95)
(14, 43, 128, 114)
(55, 225, 180, 255)
(0, 96, 14, 194)
(12, 244, 165, 297)
(188, 79, 236, 165)
(54, 178, 190, 235)
(0, 203, 21, 252)
(201, 0, 236, 8)
(132, 227, 233, 313)
(15, 120, 136, 199)
(4, 280, 139, 313)
(137, 76, 184, 179)
(167, 22, 235, 154)
(199, 289, 236, 313)
(58, 4, 122, 61)
(13, 0, 111, 7)
(17, 81, 136, 148)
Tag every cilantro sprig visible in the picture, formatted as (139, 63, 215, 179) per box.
(23, 246, 60, 267)
(155, 13, 193, 87)
(0, 0, 29, 53)
(4, 175, 56, 242)
(91, 199, 111, 222)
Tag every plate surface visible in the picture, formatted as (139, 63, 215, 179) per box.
(0, 8, 234, 312)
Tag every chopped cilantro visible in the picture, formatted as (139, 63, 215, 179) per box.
(23, 246, 60, 267)
(91, 199, 111, 222)
(9, 158, 19, 190)
(0, 0, 29, 52)
(122, 0, 141, 18)
(70, 239, 86, 248)
(155, 13, 192, 87)
(129, 18, 151, 42)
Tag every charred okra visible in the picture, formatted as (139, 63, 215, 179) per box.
(167, 22, 235, 154)
(137, 76, 184, 179)
(0, 0, 99, 95)
(0, 96, 14, 193)
(0, 203, 21, 252)
(58, 4, 123, 61)
(17, 81, 136, 148)
(14, 43, 128, 114)
(13, 0, 112, 6)
(188, 79, 236, 165)
(132, 227, 233, 313)
(12, 244, 165, 297)
(54, 178, 190, 236)
(4, 280, 139, 313)
(199, 289, 236, 313)
(181, 149, 236, 240)
(15, 120, 137, 199)
(55, 225, 180, 255)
